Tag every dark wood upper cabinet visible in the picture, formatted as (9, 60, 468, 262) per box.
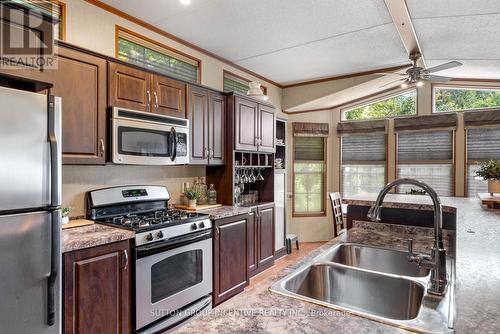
(234, 96, 259, 151)
(258, 104, 276, 153)
(213, 214, 249, 306)
(51, 47, 107, 165)
(108, 62, 151, 112)
(208, 92, 226, 165)
(187, 85, 209, 164)
(258, 204, 275, 269)
(63, 240, 131, 334)
(153, 75, 186, 118)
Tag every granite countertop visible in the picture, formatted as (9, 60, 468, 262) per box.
(199, 202, 274, 220)
(176, 195, 500, 333)
(344, 193, 457, 213)
(61, 223, 134, 253)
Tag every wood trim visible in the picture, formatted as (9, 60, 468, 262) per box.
(115, 25, 202, 84)
(223, 70, 268, 95)
(282, 64, 410, 88)
(83, 0, 282, 88)
(56, 0, 66, 41)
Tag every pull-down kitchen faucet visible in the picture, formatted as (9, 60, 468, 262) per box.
(366, 178, 448, 296)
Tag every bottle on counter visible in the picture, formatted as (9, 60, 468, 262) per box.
(197, 177, 208, 205)
(207, 184, 217, 205)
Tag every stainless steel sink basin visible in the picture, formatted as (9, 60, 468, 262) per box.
(321, 243, 430, 277)
(284, 263, 425, 320)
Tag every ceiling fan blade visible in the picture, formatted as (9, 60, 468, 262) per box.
(425, 75, 452, 83)
(374, 72, 407, 77)
(379, 78, 406, 88)
(426, 61, 463, 73)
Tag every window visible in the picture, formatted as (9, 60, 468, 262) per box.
(343, 89, 416, 120)
(466, 128, 500, 196)
(341, 134, 386, 196)
(434, 86, 500, 113)
(19, 0, 65, 40)
(396, 131, 454, 196)
(223, 71, 267, 95)
(116, 26, 200, 83)
(293, 137, 326, 216)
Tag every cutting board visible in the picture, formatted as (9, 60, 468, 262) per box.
(174, 204, 222, 211)
(62, 219, 94, 229)
(478, 193, 500, 209)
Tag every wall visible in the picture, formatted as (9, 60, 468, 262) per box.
(58, 0, 285, 216)
(285, 79, 500, 242)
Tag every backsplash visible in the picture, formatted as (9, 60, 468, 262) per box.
(62, 164, 205, 217)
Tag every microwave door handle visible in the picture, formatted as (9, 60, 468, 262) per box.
(171, 127, 177, 162)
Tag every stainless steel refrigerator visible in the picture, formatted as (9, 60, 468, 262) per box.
(0, 85, 62, 334)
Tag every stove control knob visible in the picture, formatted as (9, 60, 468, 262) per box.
(156, 231, 164, 239)
(198, 221, 205, 229)
(191, 223, 198, 231)
(146, 233, 154, 241)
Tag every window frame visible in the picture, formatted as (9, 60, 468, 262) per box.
(222, 70, 267, 95)
(395, 129, 456, 196)
(432, 84, 500, 113)
(114, 25, 202, 84)
(292, 136, 327, 218)
(340, 88, 417, 121)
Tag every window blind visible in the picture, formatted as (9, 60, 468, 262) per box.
(223, 73, 250, 95)
(295, 137, 325, 161)
(397, 130, 454, 196)
(341, 134, 386, 196)
(466, 127, 500, 196)
(117, 30, 199, 83)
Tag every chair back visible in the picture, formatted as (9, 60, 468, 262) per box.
(329, 192, 345, 237)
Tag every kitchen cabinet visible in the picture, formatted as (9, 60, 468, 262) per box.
(63, 240, 131, 334)
(232, 95, 275, 153)
(248, 204, 276, 276)
(187, 85, 225, 165)
(109, 62, 186, 118)
(213, 214, 249, 306)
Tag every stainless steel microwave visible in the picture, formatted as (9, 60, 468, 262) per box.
(111, 107, 189, 165)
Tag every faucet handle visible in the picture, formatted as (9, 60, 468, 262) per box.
(404, 238, 414, 257)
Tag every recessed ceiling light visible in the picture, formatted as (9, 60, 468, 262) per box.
(180, 0, 191, 5)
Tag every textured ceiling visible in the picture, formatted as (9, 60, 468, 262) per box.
(407, 0, 500, 78)
(100, 0, 409, 84)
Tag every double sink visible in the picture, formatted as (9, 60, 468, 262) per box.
(270, 243, 455, 333)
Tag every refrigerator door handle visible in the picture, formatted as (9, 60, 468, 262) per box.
(47, 210, 60, 326)
(48, 95, 61, 208)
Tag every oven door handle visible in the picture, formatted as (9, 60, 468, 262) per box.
(136, 229, 212, 258)
(170, 126, 177, 162)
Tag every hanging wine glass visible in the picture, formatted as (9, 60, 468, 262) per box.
(241, 168, 249, 183)
(256, 168, 264, 181)
(234, 168, 240, 184)
(249, 169, 256, 183)
(234, 186, 241, 207)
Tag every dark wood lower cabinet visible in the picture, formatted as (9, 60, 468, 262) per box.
(213, 214, 249, 306)
(63, 240, 131, 334)
(257, 204, 275, 269)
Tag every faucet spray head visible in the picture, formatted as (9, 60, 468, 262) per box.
(366, 205, 382, 222)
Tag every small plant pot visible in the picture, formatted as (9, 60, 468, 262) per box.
(62, 216, 69, 225)
(488, 180, 500, 195)
(188, 199, 197, 209)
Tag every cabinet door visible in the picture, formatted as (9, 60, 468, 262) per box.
(258, 205, 275, 269)
(247, 210, 258, 275)
(234, 97, 258, 151)
(187, 86, 209, 164)
(258, 104, 276, 153)
(208, 92, 226, 165)
(213, 215, 249, 306)
(49, 47, 107, 165)
(152, 75, 186, 118)
(108, 62, 151, 112)
(63, 240, 131, 334)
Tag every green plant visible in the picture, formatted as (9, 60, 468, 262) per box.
(406, 188, 426, 195)
(62, 207, 71, 218)
(184, 188, 201, 200)
(475, 160, 500, 180)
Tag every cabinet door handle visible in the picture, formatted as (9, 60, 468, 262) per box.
(99, 139, 105, 157)
(204, 147, 208, 159)
(146, 90, 151, 109)
(209, 148, 214, 159)
(122, 249, 129, 270)
(154, 91, 159, 110)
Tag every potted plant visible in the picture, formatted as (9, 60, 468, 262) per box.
(62, 207, 71, 225)
(475, 160, 500, 195)
(184, 188, 201, 209)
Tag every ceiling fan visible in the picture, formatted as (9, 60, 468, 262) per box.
(378, 53, 463, 88)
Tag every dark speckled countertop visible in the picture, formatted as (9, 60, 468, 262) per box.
(61, 224, 134, 253)
(175, 195, 500, 333)
(198, 202, 274, 220)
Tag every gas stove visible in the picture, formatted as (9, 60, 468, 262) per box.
(87, 185, 212, 246)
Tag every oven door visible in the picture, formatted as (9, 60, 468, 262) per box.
(112, 117, 183, 166)
(135, 230, 212, 330)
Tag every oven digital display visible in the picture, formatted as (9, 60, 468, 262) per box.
(122, 189, 148, 198)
